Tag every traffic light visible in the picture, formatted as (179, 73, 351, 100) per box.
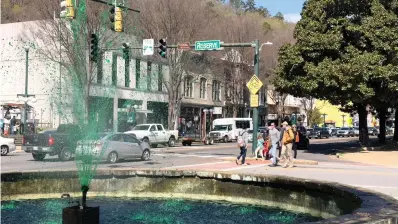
(60, 0, 75, 19)
(159, 39, 167, 58)
(90, 34, 99, 62)
(109, 6, 123, 32)
(122, 43, 130, 60)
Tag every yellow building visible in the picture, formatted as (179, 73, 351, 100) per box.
(316, 100, 351, 127)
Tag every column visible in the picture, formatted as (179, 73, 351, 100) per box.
(142, 99, 148, 123)
(113, 94, 118, 132)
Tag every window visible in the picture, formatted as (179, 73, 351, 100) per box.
(236, 120, 250, 129)
(183, 76, 193, 98)
(149, 125, 157, 132)
(199, 78, 207, 99)
(156, 125, 164, 131)
(158, 65, 163, 91)
(110, 134, 123, 142)
(147, 61, 152, 91)
(112, 53, 117, 86)
(123, 134, 139, 143)
(135, 59, 141, 89)
(212, 80, 221, 101)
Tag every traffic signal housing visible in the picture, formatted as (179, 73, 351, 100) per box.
(159, 39, 167, 58)
(109, 6, 123, 32)
(90, 34, 99, 62)
(60, 0, 75, 19)
(122, 43, 130, 60)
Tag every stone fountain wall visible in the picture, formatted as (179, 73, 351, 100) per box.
(2, 169, 398, 223)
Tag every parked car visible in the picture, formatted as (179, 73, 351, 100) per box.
(386, 127, 394, 136)
(353, 127, 360, 137)
(75, 133, 150, 163)
(368, 127, 379, 136)
(125, 124, 178, 147)
(209, 118, 253, 143)
(0, 136, 16, 156)
(337, 127, 355, 137)
(23, 124, 84, 161)
(308, 128, 330, 139)
(306, 128, 313, 137)
(331, 128, 339, 136)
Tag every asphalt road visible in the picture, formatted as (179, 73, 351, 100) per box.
(2, 136, 398, 200)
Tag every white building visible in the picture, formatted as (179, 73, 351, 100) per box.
(0, 20, 169, 132)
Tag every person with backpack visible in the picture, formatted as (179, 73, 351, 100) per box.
(236, 128, 249, 166)
(280, 121, 295, 168)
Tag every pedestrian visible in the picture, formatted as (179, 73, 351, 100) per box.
(254, 133, 265, 160)
(280, 121, 295, 168)
(268, 123, 280, 167)
(278, 123, 285, 158)
(292, 124, 300, 159)
(10, 116, 16, 135)
(236, 128, 249, 166)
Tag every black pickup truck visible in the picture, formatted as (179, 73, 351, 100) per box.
(23, 124, 83, 161)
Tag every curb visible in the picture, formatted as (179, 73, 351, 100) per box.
(221, 157, 318, 165)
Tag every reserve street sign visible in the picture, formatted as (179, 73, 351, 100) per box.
(250, 94, 259, 107)
(195, 40, 222, 51)
(246, 75, 263, 95)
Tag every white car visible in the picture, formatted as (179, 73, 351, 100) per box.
(0, 136, 16, 156)
(125, 124, 178, 147)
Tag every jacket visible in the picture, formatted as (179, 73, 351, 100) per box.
(282, 127, 294, 145)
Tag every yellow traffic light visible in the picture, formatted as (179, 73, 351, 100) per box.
(114, 7, 123, 32)
(60, 0, 75, 19)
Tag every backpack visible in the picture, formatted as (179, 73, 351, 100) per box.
(295, 132, 300, 143)
(285, 129, 295, 144)
(237, 131, 246, 147)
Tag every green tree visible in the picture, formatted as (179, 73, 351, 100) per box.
(274, 0, 398, 145)
(243, 0, 256, 12)
(273, 12, 284, 20)
(309, 108, 323, 127)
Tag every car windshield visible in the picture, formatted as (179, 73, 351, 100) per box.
(341, 128, 349, 130)
(132, 125, 150, 131)
(213, 125, 228, 131)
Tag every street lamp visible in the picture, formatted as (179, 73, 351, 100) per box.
(321, 113, 327, 127)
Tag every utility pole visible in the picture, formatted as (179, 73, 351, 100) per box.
(252, 39, 260, 155)
(321, 113, 327, 127)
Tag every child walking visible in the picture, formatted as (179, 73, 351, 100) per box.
(254, 134, 265, 160)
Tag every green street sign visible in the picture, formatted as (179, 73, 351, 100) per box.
(195, 40, 222, 51)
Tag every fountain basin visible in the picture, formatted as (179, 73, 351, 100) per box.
(2, 169, 398, 223)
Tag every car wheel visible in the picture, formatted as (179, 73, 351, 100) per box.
(187, 142, 192, 146)
(223, 136, 229, 143)
(107, 151, 118, 163)
(141, 149, 150, 161)
(182, 142, 187, 146)
(168, 137, 176, 147)
(142, 138, 150, 144)
(32, 153, 46, 161)
(1, 145, 9, 156)
(59, 148, 72, 161)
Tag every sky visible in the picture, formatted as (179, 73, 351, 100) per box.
(255, 0, 306, 23)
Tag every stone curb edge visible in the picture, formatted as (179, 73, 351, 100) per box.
(221, 157, 318, 165)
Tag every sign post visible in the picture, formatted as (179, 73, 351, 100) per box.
(142, 39, 154, 56)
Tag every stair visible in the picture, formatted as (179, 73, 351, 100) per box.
(4, 135, 23, 146)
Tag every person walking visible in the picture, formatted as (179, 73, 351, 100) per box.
(292, 125, 300, 159)
(280, 121, 294, 168)
(236, 128, 249, 166)
(10, 116, 16, 135)
(254, 134, 265, 160)
(268, 123, 280, 167)
(278, 123, 285, 158)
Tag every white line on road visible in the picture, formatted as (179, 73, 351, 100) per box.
(155, 153, 227, 159)
(222, 164, 267, 172)
(162, 161, 229, 169)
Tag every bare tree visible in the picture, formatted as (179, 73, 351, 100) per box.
(301, 97, 325, 127)
(268, 87, 288, 125)
(136, 0, 217, 130)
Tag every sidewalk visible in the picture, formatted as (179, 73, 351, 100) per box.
(332, 151, 398, 168)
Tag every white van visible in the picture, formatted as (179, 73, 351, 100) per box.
(209, 118, 253, 142)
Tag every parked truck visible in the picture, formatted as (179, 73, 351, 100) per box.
(23, 124, 83, 161)
(124, 124, 178, 147)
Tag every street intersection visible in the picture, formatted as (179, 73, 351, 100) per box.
(1, 137, 398, 201)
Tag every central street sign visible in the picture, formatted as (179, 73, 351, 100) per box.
(142, 39, 154, 56)
(178, 43, 191, 50)
(195, 40, 221, 51)
(250, 94, 259, 107)
(246, 75, 263, 95)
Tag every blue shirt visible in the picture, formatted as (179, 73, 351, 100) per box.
(257, 139, 264, 148)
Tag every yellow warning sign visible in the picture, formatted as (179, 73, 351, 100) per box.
(246, 75, 263, 94)
(250, 94, 259, 107)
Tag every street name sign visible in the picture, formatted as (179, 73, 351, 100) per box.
(246, 75, 263, 95)
(250, 94, 259, 107)
(195, 40, 222, 51)
(178, 43, 191, 50)
(143, 39, 154, 56)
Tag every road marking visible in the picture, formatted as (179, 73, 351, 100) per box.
(155, 153, 228, 159)
(221, 164, 267, 171)
(162, 161, 229, 169)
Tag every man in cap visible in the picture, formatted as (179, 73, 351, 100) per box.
(280, 121, 294, 168)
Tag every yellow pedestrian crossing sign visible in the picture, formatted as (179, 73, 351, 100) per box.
(246, 75, 263, 94)
(250, 94, 259, 107)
